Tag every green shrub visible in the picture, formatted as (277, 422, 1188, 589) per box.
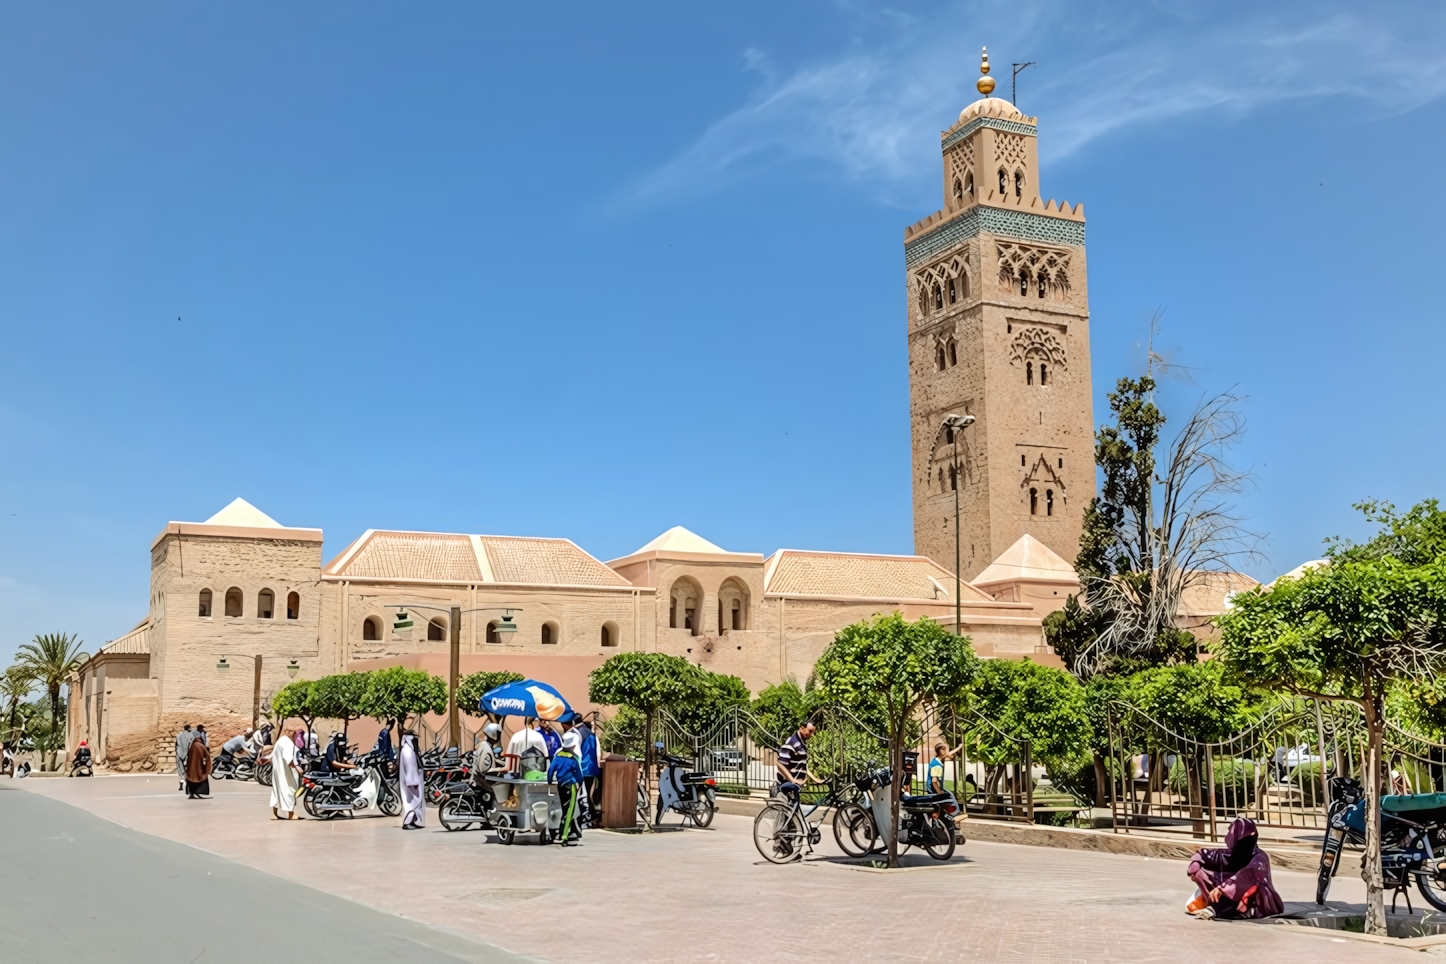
(1168, 756, 1257, 810)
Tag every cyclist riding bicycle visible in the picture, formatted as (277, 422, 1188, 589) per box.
(774, 722, 821, 803)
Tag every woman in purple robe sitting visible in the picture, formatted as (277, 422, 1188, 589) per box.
(1186, 816, 1284, 919)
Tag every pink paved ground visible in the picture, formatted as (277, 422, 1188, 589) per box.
(18, 775, 1391, 963)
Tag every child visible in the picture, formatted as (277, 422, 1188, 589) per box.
(547, 743, 585, 846)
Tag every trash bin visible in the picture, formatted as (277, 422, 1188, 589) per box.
(601, 759, 639, 829)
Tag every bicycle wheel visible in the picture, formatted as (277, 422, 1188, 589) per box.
(1419, 860, 1446, 913)
(753, 804, 805, 864)
(833, 803, 878, 857)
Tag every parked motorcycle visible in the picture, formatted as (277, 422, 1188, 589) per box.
(301, 763, 402, 819)
(439, 768, 502, 831)
(845, 765, 960, 860)
(210, 749, 256, 782)
(1317, 774, 1446, 911)
(653, 745, 717, 828)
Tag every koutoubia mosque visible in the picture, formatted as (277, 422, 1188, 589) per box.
(68, 52, 1227, 769)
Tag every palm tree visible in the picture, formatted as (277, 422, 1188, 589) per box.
(15, 633, 88, 755)
(1, 665, 34, 744)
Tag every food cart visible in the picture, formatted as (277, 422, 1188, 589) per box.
(490, 771, 562, 844)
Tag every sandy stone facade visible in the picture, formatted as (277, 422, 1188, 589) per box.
(907, 95, 1095, 580)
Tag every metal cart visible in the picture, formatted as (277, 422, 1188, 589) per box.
(490, 774, 562, 844)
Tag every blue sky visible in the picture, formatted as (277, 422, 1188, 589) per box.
(3, 1, 1445, 663)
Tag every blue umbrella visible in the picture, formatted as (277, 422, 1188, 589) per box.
(479, 679, 573, 721)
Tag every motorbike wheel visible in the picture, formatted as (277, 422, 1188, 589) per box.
(1418, 861, 1446, 912)
(1316, 826, 1344, 904)
(636, 784, 651, 827)
(922, 818, 956, 861)
(538, 829, 552, 845)
(833, 803, 879, 857)
(256, 762, 273, 787)
(303, 787, 321, 819)
(439, 799, 467, 831)
(378, 783, 402, 818)
(496, 828, 515, 845)
(753, 803, 805, 864)
(689, 793, 716, 829)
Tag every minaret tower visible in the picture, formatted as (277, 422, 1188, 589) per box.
(906, 47, 1095, 580)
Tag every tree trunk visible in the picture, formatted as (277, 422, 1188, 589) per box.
(888, 722, 902, 869)
(1092, 751, 1107, 808)
(1361, 684, 1387, 937)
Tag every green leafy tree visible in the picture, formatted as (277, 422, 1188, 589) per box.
(589, 653, 713, 787)
(271, 679, 319, 736)
(457, 671, 526, 718)
(1047, 370, 1255, 676)
(1216, 500, 1446, 936)
(957, 658, 1090, 805)
(15, 632, 88, 761)
(812, 613, 978, 867)
(670, 670, 749, 736)
(306, 672, 372, 741)
(358, 666, 447, 750)
(750, 677, 820, 745)
(1, 666, 35, 746)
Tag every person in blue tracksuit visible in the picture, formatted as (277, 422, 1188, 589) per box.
(547, 746, 585, 846)
(574, 713, 602, 827)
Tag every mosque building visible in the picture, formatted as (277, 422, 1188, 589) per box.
(67, 51, 1169, 770)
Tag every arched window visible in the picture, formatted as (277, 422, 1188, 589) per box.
(718, 577, 750, 633)
(998, 169, 1007, 194)
(363, 617, 381, 641)
(1019, 273, 1029, 297)
(948, 465, 957, 491)
(919, 287, 930, 318)
(486, 620, 500, 644)
(952, 178, 963, 203)
(542, 622, 557, 645)
(1040, 363, 1049, 385)
(428, 617, 447, 642)
(670, 579, 703, 637)
(731, 600, 743, 631)
(224, 587, 243, 618)
(257, 589, 274, 619)
(964, 172, 973, 197)
(1046, 489, 1055, 516)
(601, 622, 619, 647)
(933, 285, 943, 310)
(1026, 362, 1034, 386)
(947, 278, 957, 304)
(1029, 488, 1039, 515)
(1038, 274, 1047, 299)
(1015, 170, 1024, 198)
(936, 345, 947, 371)
(286, 591, 300, 620)
(198, 589, 212, 617)
(947, 341, 957, 366)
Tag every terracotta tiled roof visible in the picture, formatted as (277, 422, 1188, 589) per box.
(101, 619, 151, 656)
(324, 530, 629, 587)
(336, 532, 483, 582)
(481, 536, 630, 587)
(764, 550, 991, 601)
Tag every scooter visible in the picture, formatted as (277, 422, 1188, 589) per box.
(301, 763, 402, 819)
(853, 764, 961, 860)
(70, 747, 94, 777)
(653, 743, 717, 828)
(210, 749, 256, 782)
(1317, 774, 1446, 911)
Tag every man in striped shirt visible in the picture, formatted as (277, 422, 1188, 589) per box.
(774, 722, 819, 802)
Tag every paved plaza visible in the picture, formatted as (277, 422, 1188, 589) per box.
(2, 775, 1401, 963)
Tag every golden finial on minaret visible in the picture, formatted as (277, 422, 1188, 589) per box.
(976, 46, 996, 96)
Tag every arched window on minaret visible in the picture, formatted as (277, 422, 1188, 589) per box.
(1019, 273, 1029, 297)
(998, 169, 1007, 195)
(1040, 363, 1049, 385)
(964, 172, 973, 198)
(933, 285, 943, 310)
(1026, 361, 1034, 385)
(1038, 274, 1047, 299)
(936, 345, 947, 371)
(1015, 169, 1025, 199)
(947, 278, 957, 304)
(1029, 488, 1038, 515)
(953, 178, 964, 204)
(947, 341, 957, 367)
(949, 465, 957, 491)
(1046, 489, 1055, 516)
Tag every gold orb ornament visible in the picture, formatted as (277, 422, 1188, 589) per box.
(976, 46, 995, 96)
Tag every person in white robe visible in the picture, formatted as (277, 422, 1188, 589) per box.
(400, 731, 425, 829)
(267, 727, 302, 820)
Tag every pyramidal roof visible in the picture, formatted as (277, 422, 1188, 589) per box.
(202, 498, 285, 529)
(631, 526, 729, 556)
(971, 534, 1077, 586)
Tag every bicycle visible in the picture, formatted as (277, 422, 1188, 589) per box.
(752, 777, 858, 864)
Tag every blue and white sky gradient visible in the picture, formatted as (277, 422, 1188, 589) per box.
(3, 1, 1445, 663)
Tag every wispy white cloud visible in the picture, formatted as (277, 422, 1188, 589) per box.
(630, 0, 1446, 202)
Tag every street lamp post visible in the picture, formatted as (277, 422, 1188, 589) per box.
(941, 414, 976, 636)
(388, 604, 521, 749)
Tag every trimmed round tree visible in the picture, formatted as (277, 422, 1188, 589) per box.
(358, 666, 448, 751)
